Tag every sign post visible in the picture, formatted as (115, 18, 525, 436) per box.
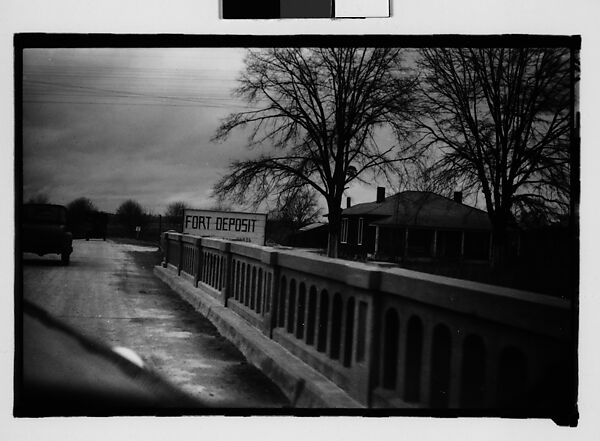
(183, 209, 267, 245)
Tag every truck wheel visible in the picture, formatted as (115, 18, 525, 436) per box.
(61, 252, 70, 265)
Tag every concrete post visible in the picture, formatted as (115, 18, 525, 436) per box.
(314, 289, 324, 351)
(221, 242, 232, 307)
(261, 249, 279, 337)
(194, 238, 202, 287)
(161, 232, 169, 267)
(177, 234, 183, 276)
(303, 283, 311, 345)
(268, 264, 281, 339)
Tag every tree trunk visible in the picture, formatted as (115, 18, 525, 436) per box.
(327, 228, 339, 258)
(327, 204, 342, 258)
(490, 223, 509, 270)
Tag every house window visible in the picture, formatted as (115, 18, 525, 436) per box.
(341, 218, 349, 244)
(357, 218, 364, 245)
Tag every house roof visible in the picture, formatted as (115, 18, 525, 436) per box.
(342, 191, 491, 230)
(298, 222, 327, 232)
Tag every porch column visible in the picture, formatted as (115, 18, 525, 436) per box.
(432, 229, 438, 258)
(403, 228, 409, 259)
(374, 226, 380, 256)
(460, 231, 465, 260)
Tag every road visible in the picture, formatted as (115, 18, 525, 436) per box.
(22, 238, 289, 408)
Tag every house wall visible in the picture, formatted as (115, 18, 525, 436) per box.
(339, 216, 376, 258)
(377, 227, 405, 258)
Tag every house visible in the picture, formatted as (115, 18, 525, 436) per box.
(339, 188, 492, 262)
(290, 222, 328, 249)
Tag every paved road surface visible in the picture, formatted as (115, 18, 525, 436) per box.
(22, 239, 289, 408)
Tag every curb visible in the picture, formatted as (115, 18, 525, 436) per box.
(154, 265, 362, 409)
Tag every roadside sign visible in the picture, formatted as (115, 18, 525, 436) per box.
(183, 208, 267, 245)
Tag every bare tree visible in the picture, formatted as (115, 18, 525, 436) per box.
(116, 199, 145, 235)
(67, 197, 97, 214)
(165, 201, 188, 221)
(66, 197, 97, 232)
(164, 201, 188, 232)
(213, 48, 418, 257)
(414, 47, 574, 266)
(26, 193, 50, 204)
(269, 187, 323, 230)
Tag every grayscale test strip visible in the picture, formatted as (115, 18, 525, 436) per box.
(221, 0, 390, 19)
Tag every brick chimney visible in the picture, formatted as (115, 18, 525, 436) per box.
(346, 197, 352, 208)
(376, 187, 385, 203)
(453, 191, 463, 204)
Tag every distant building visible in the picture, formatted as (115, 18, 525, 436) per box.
(290, 222, 328, 249)
(340, 188, 492, 262)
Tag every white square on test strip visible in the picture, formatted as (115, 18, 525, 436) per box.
(335, 0, 390, 18)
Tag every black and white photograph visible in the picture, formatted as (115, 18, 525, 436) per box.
(4, 1, 599, 439)
(14, 35, 579, 423)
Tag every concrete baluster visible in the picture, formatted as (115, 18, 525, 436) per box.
(447, 329, 464, 408)
(366, 292, 382, 407)
(396, 317, 408, 400)
(324, 293, 334, 357)
(419, 322, 434, 407)
(483, 338, 499, 408)
(303, 284, 312, 344)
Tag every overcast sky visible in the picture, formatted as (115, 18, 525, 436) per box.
(22, 48, 385, 215)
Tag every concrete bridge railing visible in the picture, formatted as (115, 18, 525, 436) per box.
(161, 232, 574, 409)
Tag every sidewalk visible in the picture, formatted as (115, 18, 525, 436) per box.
(154, 264, 362, 409)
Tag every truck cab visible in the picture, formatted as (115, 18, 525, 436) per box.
(22, 204, 73, 265)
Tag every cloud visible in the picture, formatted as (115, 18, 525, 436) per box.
(22, 48, 251, 214)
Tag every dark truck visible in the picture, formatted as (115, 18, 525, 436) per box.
(22, 204, 73, 265)
(84, 211, 108, 241)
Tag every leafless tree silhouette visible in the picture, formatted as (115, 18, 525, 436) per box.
(414, 47, 575, 266)
(269, 187, 323, 230)
(26, 193, 50, 204)
(165, 201, 188, 221)
(213, 48, 418, 257)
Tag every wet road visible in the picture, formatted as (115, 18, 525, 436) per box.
(22, 239, 289, 408)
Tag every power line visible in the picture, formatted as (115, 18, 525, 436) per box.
(22, 99, 251, 109)
(23, 78, 240, 105)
